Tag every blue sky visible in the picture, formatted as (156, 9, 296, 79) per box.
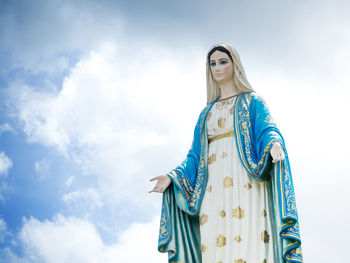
(0, 0, 349, 262)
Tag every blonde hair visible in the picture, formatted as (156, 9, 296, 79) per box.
(206, 43, 255, 104)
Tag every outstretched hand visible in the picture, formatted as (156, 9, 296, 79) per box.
(149, 175, 172, 193)
(270, 142, 285, 163)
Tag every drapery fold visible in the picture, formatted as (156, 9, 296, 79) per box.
(157, 92, 303, 262)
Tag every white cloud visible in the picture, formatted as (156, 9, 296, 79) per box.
(0, 152, 12, 202)
(7, 41, 206, 208)
(11, 214, 167, 263)
(0, 123, 15, 135)
(0, 152, 12, 176)
(62, 187, 103, 212)
(64, 176, 74, 188)
(34, 158, 52, 180)
(0, 217, 7, 243)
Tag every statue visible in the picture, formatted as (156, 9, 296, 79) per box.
(149, 43, 303, 263)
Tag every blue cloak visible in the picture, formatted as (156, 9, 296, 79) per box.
(157, 91, 303, 262)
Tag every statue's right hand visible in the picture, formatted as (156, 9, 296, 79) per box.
(148, 175, 172, 193)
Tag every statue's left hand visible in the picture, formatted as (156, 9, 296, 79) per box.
(270, 142, 285, 163)
(148, 175, 172, 193)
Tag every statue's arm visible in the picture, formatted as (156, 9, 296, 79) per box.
(249, 93, 285, 161)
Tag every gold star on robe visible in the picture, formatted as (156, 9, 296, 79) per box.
(207, 185, 212, 192)
(200, 214, 208, 225)
(244, 182, 252, 189)
(208, 153, 216, 165)
(224, 176, 233, 188)
(221, 152, 228, 158)
(234, 235, 242, 243)
(262, 209, 267, 217)
(220, 210, 226, 218)
(217, 117, 226, 128)
(201, 244, 207, 253)
(216, 234, 226, 248)
(233, 206, 245, 219)
(234, 259, 246, 263)
(261, 230, 270, 243)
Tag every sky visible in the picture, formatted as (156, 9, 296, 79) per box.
(0, 0, 349, 262)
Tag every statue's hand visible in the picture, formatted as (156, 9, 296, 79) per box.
(270, 142, 285, 163)
(149, 175, 172, 193)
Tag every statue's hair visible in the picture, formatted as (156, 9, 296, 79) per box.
(206, 43, 255, 105)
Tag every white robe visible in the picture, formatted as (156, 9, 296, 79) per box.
(199, 95, 276, 263)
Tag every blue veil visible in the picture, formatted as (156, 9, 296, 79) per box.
(157, 92, 303, 262)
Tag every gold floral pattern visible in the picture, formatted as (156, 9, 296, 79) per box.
(234, 259, 246, 263)
(233, 206, 245, 219)
(262, 209, 267, 217)
(202, 244, 207, 253)
(234, 235, 242, 243)
(224, 176, 233, 188)
(261, 230, 270, 243)
(221, 151, 228, 158)
(262, 259, 267, 263)
(200, 214, 208, 225)
(217, 234, 226, 248)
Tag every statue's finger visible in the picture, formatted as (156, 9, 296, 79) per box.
(149, 176, 159, 182)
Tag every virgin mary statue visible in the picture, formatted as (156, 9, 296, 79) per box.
(150, 43, 303, 263)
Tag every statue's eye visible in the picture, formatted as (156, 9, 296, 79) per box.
(220, 60, 228, 65)
(210, 62, 216, 67)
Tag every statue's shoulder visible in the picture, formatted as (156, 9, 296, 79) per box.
(246, 92, 271, 113)
(244, 92, 268, 106)
(244, 91, 263, 101)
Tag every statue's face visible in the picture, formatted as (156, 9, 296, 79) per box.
(209, 50, 234, 83)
